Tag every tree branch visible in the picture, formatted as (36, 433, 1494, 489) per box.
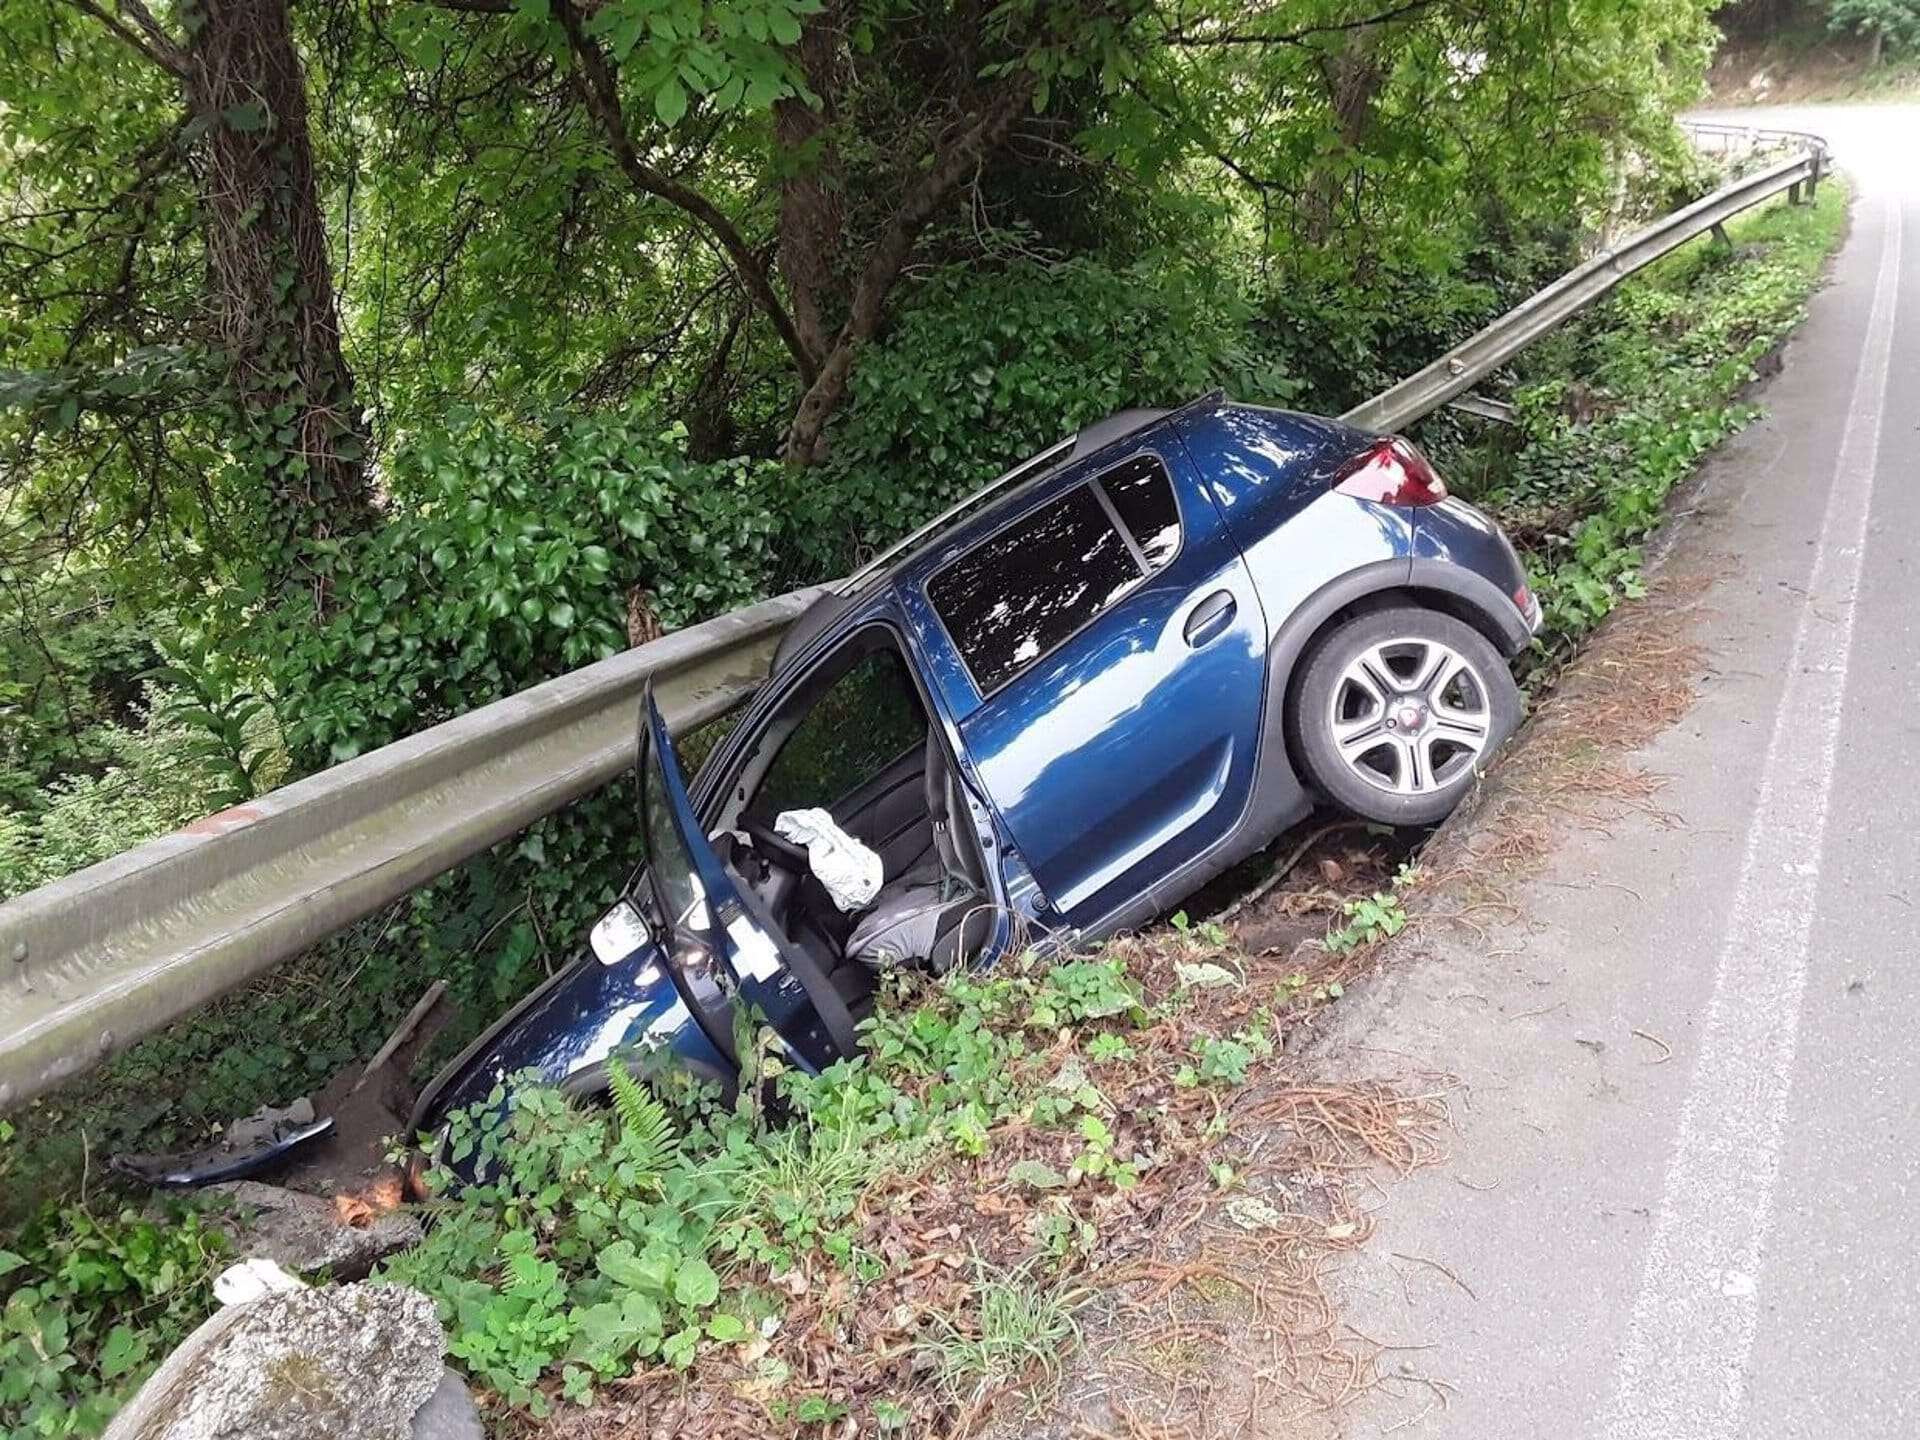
(783, 69, 1039, 461)
(550, 0, 820, 385)
(1165, 0, 1443, 49)
(61, 0, 187, 75)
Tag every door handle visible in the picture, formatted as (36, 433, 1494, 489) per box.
(1183, 589, 1237, 647)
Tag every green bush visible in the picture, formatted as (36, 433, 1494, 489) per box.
(0, 677, 284, 903)
(0, 1180, 224, 1440)
(385, 954, 1151, 1416)
(270, 412, 791, 766)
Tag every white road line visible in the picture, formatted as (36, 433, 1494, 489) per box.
(1600, 200, 1903, 1439)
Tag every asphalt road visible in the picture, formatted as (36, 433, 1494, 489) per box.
(1328, 104, 1920, 1440)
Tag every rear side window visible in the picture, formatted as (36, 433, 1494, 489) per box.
(1101, 455, 1181, 569)
(928, 454, 1181, 694)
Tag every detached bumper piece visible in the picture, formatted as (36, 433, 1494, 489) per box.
(112, 1098, 334, 1188)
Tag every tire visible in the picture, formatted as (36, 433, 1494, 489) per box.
(1287, 604, 1521, 826)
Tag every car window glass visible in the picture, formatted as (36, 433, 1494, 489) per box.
(1100, 454, 1180, 570)
(928, 483, 1140, 694)
(642, 727, 713, 943)
(753, 647, 925, 817)
(671, 705, 740, 786)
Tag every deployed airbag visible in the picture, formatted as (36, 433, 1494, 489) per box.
(774, 807, 883, 912)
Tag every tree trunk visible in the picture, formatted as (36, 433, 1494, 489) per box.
(781, 74, 1038, 464)
(1868, 26, 1884, 67)
(773, 11, 846, 371)
(1305, 32, 1384, 243)
(184, 0, 371, 566)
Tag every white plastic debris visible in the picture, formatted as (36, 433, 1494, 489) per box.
(774, 808, 883, 912)
(213, 1257, 306, 1306)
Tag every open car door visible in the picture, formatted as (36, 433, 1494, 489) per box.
(638, 688, 862, 1072)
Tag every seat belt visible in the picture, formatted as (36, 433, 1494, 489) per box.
(924, 729, 966, 901)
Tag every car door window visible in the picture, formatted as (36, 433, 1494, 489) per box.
(927, 455, 1182, 695)
(752, 648, 925, 817)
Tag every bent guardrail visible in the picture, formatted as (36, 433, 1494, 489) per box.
(0, 129, 1827, 1110)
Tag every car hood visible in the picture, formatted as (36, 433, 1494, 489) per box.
(408, 936, 722, 1144)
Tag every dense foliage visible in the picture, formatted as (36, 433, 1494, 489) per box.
(0, 1119, 227, 1439)
(1721, 0, 1920, 56)
(380, 938, 1285, 1426)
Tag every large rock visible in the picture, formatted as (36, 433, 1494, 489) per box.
(105, 1283, 467, 1440)
(204, 1180, 422, 1280)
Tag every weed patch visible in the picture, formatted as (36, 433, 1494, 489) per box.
(357, 917, 1442, 1437)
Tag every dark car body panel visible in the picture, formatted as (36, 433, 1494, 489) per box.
(414, 396, 1540, 1140)
(408, 941, 733, 1143)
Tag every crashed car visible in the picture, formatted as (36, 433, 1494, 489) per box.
(411, 393, 1540, 1136)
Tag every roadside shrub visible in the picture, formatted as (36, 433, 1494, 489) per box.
(0, 678, 284, 903)
(384, 955, 1151, 1415)
(0, 1183, 224, 1440)
(270, 412, 790, 767)
(1426, 181, 1849, 670)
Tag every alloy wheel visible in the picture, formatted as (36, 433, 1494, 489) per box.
(1327, 636, 1494, 796)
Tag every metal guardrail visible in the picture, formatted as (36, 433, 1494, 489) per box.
(1342, 143, 1824, 433)
(1680, 120, 1832, 160)
(0, 128, 1827, 1111)
(0, 588, 824, 1108)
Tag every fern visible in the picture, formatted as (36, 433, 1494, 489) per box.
(607, 1056, 678, 1177)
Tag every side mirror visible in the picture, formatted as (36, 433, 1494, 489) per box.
(590, 899, 652, 967)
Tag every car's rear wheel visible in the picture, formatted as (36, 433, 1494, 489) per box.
(1288, 605, 1521, 826)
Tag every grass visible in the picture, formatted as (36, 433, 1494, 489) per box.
(920, 1257, 1087, 1414)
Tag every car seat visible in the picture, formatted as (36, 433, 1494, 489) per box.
(845, 730, 992, 971)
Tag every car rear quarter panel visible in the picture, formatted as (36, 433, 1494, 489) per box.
(1174, 403, 1376, 547)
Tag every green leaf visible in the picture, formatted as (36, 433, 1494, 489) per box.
(672, 1256, 720, 1308)
(0, 1251, 25, 1278)
(1174, 960, 1239, 991)
(97, 1325, 144, 1380)
(661, 1325, 700, 1368)
(705, 1313, 748, 1342)
(221, 101, 270, 133)
(597, 1240, 670, 1296)
(655, 79, 687, 128)
(1007, 1159, 1067, 1189)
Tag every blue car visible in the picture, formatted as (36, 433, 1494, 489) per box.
(411, 394, 1540, 1134)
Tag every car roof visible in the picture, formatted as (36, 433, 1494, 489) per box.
(770, 394, 1225, 675)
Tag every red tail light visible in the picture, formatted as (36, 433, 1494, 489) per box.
(1333, 437, 1450, 506)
